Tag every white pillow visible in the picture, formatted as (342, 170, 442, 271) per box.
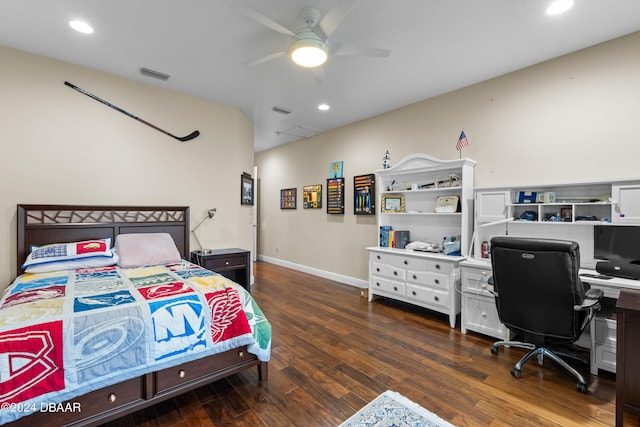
(115, 233, 181, 268)
(22, 238, 115, 270)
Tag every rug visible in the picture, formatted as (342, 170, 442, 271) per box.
(339, 390, 456, 427)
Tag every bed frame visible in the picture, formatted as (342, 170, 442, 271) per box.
(8, 204, 267, 427)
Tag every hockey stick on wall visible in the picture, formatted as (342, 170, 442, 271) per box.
(64, 81, 200, 142)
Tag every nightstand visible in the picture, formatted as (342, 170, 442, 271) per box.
(190, 248, 251, 292)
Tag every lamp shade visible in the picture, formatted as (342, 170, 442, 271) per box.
(290, 31, 328, 68)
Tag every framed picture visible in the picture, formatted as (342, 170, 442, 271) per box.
(354, 174, 375, 215)
(303, 184, 322, 209)
(241, 173, 254, 205)
(327, 178, 345, 214)
(381, 194, 404, 213)
(280, 188, 297, 209)
(561, 207, 572, 222)
(330, 161, 343, 178)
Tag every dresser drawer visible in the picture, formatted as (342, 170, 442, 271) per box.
(407, 270, 449, 289)
(406, 283, 448, 308)
(371, 277, 405, 296)
(372, 262, 405, 281)
(427, 260, 454, 274)
(155, 347, 255, 394)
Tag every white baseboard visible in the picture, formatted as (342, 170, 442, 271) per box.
(257, 255, 368, 289)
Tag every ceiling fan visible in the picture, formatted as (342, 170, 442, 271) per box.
(231, 0, 391, 83)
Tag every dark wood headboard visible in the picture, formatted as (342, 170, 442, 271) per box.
(17, 204, 190, 274)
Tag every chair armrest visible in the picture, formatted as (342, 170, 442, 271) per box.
(574, 288, 604, 311)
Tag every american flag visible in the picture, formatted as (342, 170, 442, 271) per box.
(456, 131, 469, 151)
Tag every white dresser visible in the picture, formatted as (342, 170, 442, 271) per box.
(368, 248, 462, 328)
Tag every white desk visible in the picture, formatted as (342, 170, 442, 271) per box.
(579, 269, 640, 374)
(460, 262, 638, 375)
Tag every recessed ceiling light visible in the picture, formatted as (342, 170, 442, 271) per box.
(69, 20, 94, 34)
(546, 0, 574, 15)
(318, 103, 330, 111)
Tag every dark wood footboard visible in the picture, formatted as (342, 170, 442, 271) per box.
(6, 347, 267, 427)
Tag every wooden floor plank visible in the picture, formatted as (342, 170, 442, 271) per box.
(100, 260, 630, 426)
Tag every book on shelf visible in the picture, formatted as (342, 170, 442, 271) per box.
(379, 226, 410, 249)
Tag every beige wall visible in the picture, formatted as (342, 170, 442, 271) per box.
(255, 32, 640, 285)
(0, 45, 255, 285)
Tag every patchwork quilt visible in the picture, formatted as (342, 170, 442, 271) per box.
(0, 261, 271, 424)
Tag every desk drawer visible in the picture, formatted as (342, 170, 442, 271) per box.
(462, 269, 492, 296)
(462, 294, 506, 339)
(594, 317, 616, 345)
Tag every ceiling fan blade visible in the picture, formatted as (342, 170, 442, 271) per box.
(318, 0, 357, 39)
(243, 51, 287, 67)
(331, 41, 391, 58)
(311, 66, 326, 84)
(231, 1, 298, 37)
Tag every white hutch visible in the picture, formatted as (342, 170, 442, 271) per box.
(367, 154, 476, 328)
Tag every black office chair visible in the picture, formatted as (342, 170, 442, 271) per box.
(488, 237, 604, 392)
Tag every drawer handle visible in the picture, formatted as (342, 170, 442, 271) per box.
(225, 261, 230, 265)
(434, 279, 440, 285)
(179, 369, 186, 378)
(482, 312, 487, 318)
(238, 350, 245, 357)
(393, 271, 398, 276)
(108, 393, 117, 403)
(393, 286, 398, 291)
(412, 274, 417, 280)
(434, 296, 440, 302)
(377, 255, 381, 260)
(376, 282, 381, 287)
(376, 267, 380, 272)
(435, 264, 441, 270)
(404, 260, 408, 265)
(412, 291, 417, 296)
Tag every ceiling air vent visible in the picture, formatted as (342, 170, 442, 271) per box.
(140, 67, 170, 81)
(272, 106, 292, 115)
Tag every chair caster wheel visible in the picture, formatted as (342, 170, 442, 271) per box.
(576, 382, 587, 393)
(510, 368, 521, 378)
(491, 346, 498, 355)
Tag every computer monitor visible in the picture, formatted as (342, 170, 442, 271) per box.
(593, 225, 640, 262)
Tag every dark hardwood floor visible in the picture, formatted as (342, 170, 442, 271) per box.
(102, 260, 633, 426)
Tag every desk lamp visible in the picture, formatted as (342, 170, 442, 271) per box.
(192, 208, 216, 255)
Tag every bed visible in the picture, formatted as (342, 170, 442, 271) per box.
(1, 204, 270, 427)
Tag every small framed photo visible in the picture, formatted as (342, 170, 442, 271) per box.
(381, 194, 404, 213)
(280, 188, 297, 209)
(560, 207, 572, 222)
(241, 173, 254, 206)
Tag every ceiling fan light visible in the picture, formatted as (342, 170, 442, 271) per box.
(290, 38, 328, 68)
